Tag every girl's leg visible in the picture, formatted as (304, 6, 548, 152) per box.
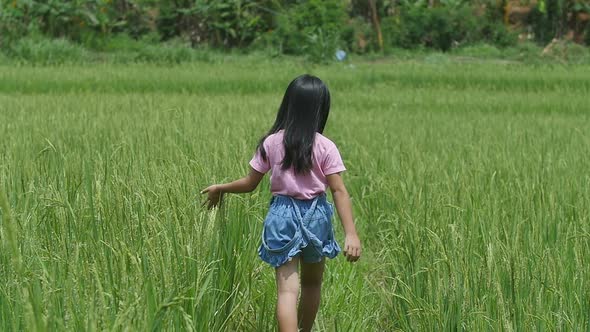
(298, 258, 326, 332)
(275, 256, 300, 332)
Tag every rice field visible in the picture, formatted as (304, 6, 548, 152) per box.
(1, 58, 589, 331)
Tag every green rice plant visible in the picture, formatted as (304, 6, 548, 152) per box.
(0, 59, 589, 330)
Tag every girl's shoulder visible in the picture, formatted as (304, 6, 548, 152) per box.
(262, 131, 284, 148)
(315, 132, 337, 146)
(314, 133, 339, 152)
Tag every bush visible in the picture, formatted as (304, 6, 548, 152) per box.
(1, 33, 212, 65)
(101, 33, 157, 52)
(382, 3, 517, 52)
(566, 41, 590, 63)
(0, 0, 30, 48)
(382, 4, 480, 51)
(271, 0, 348, 60)
(0, 51, 8, 64)
(157, 0, 275, 48)
(6, 36, 90, 64)
(508, 41, 543, 61)
(100, 34, 211, 64)
(134, 42, 198, 64)
(528, 6, 554, 44)
(540, 39, 590, 63)
(479, 22, 519, 48)
(342, 17, 374, 54)
(527, 0, 573, 45)
(453, 43, 503, 58)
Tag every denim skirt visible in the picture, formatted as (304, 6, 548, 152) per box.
(258, 193, 341, 268)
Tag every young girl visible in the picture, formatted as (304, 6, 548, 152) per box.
(201, 74, 361, 332)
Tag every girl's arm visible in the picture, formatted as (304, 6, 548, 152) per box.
(201, 168, 265, 209)
(326, 173, 361, 262)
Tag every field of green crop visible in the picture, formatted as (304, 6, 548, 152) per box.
(1, 58, 589, 331)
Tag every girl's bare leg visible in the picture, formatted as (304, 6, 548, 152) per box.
(275, 257, 300, 332)
(298, 258, 325, 332)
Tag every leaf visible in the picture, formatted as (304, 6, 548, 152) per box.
(112, 20, 127, 27)
(81, 9, 99, 25)
(35, 3, 50, 14)
(247, 17, 260, 28)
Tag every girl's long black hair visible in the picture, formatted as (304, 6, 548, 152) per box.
(256, 74, 331, 174)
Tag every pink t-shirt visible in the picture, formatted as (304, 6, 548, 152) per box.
(249, 130, 346, 200)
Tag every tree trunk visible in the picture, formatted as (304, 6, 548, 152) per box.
(368, 0, 383, 52)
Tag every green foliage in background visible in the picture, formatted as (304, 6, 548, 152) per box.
(381, 2, 518, 52)
(529, 0, 567, 44)
(0, 0, 153, 45)
(156, 0, 279, 47)
(384, 4, 474, 51)
(271, 0, 347, 57)
(528, 0, 590, 45)
(0, 0, 588, 61)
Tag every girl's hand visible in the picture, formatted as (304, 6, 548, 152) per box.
(200, 185, 223, 209)
(343, 233, 361, 262)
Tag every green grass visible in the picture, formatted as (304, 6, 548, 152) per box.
(1, 59, 589, 331)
